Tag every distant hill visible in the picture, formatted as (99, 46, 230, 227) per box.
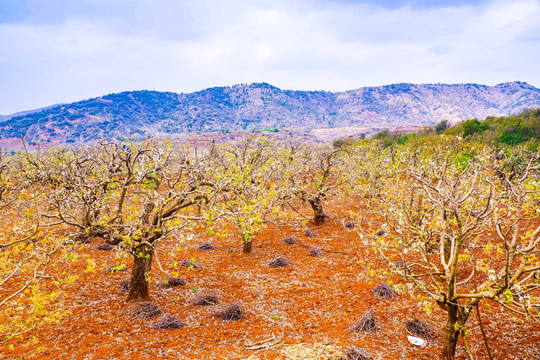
(1, 81, 539, 145)
(0, 103, 65, 122)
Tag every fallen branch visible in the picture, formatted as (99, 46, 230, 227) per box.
(244, 334, 283, 351)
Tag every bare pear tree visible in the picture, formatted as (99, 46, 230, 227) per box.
(284, 144, 348, 225)
(22, 140, 220, 302)
(346, 140, 404, 201)
(360, 139, 540, 360)
(21, 141, 131, 241)
(99, 141, 221, 302)
(0, 153, 61, 342)
(210, 136, 289, 253)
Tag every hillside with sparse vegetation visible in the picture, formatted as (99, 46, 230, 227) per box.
(1, 81, 539, 145)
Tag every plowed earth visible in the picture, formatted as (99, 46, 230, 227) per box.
(2, 197, 540, 359)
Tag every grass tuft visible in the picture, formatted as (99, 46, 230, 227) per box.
(371, 282, 396, 299)
(309, 248, 324, 257)
(348, 308, 379, 333)
(151, 314, 183, 329)
(282, 236, 298, 245)
(405, 315, 434, 339)
(269, 257, 291, 268)
(191, 293, 218, 306)
(215, 302, 243, 321)
(127, 302, 162, 320)
(197, 242, 215, 251)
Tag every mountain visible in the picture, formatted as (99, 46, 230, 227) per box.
(1, 81, 539, 145)
(0, 103, 66, 122)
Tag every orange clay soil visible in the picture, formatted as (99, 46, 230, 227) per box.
(2, 197, 540, 360)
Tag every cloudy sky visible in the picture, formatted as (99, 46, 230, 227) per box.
(1, 0, 539, 114)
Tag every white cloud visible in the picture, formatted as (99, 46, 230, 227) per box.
(0, 0, 539, 114)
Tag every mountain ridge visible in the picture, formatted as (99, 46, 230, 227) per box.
(1, 81, 539, 145)
(0, 103, 66, 122)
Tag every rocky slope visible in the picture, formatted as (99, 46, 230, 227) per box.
(1, 81, 539, 144)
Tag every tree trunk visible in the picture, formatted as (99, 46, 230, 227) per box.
(242, 240, 253, 254)
(441, 303, 470, 360)
(442, 304, 460, 360)
(308, 196, 325, 226)
(126, 245, 154, 302)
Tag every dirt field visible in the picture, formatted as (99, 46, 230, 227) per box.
(2, 197, 539, 360)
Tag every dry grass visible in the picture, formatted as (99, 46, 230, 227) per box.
(349, 308, 379, 333)
(197, 242, 215, 251)
(269, 257, 291, 268)
(282, 236, 299, 245)
(126, 302, 162, 320)
(150, 314, 183, 329)
(405, 316, 435, 339)
(341, 347, 373, 360)
(279, 343, 343, 360)
(370, 282, 396, 299)
(309, 248, 324, 257)
(191, 293, 218, 306)
(215, 302, 243, 321)
(160, 276, 186, 288)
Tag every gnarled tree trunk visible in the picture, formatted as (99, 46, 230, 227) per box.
(242, 240, 253, 254)
(308, 195, 325, 226)
(441, 303, 471, 360)
(126, 244, 154, 302)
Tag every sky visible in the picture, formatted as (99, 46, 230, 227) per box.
(1, 0, 539, 115)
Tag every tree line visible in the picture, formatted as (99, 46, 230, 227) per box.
(342, 108, 540, 150)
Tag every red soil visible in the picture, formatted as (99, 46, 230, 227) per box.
(2, 198, 539, 359)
